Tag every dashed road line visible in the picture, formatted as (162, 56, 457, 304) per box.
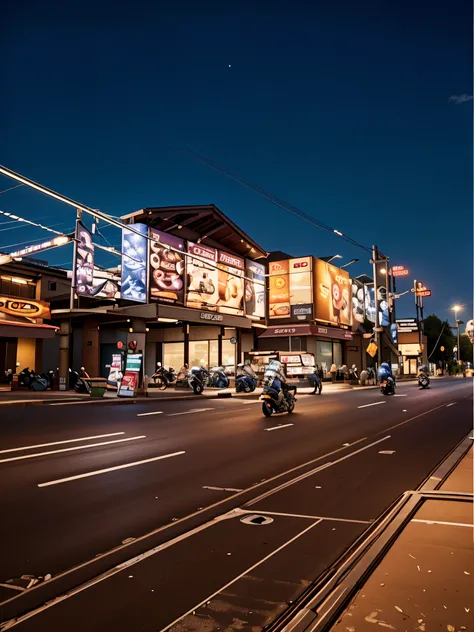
(136, 411, 163, 417)
(264, 423, 294, 432)
(168, 408, 214, 416)
(0, 432, 125, 454)
(358, 401, 386, 409)
(202, 486, 244, 492)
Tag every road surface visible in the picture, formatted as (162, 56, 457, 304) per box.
(0, 378, 471, 630)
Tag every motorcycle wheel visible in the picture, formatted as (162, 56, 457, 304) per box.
(156, 377, 167, 391)
(221, 377, 229, 389)
(287, 398, 295, 413)
(192, 382, 204, 395)
(262, 402, 273, 417)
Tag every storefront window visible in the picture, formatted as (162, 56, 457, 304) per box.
(163, 343, 184, 371)
(333, 342, 342, 368)
(317, 340, 332, 376)
(189, 341, 209, 368)
(222, 339, 236, 369)
(209, 340, 219, 367)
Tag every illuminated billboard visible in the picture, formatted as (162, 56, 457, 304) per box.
(352, 278, 365, 324)
(216, 250, 245, 316)
(75, 222, 94, 297)
(121, 223, 148, 303)
(289, 257, 313, 321)
(245, 259, 265, 318)
(269, 260, 290, 318)
(149, 228, 185, 305)
(186, 242, 219, 310)
(313, 258, 351, 327)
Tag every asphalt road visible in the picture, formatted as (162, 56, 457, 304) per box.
(0, 378, 472, 631)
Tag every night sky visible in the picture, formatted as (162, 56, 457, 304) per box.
(1, 0, 472, 324)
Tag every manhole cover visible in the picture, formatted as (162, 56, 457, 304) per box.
(240, 514, 274, 526)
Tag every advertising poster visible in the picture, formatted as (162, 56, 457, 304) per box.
(107, 353, 122, 388)
(375, 266, 390, 327)
(118, 353, 142, 397)
(121, 223, 148, 303)
(149, 228, 185, 305)
(289, 257, 313, 321)
(75, 222, 94, 296)
(216, 250, 245, 316)
(186, 242, 219, 310)
(91, 268, 121, 300)
(352, 279, 366, 324)
(245, 260, 266, 318)
(365, 284, 376, 323)
(313, 258, 351, 327)
(269, 260, 290, 319)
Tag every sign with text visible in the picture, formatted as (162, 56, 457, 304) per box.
(397, 318, 418, 333)
(269, 260, 290, 318)
(392, 266, 409, 277)
(118, 353, 142, 397)
(216, 250, 245, 316)
(75, 222, 95, 296)
(0, 296, 51, 321)
(186, 242, 219, 310)
(149, 228, 185, 305)
(200, 312, 223, 322)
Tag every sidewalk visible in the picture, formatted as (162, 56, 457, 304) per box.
(330, 442, 473, 631)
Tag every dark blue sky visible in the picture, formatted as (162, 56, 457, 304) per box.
(1, 0, 472, 323)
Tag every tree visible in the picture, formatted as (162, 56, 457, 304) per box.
(459, 333, 473, 363)
(423, 314, 455, 364)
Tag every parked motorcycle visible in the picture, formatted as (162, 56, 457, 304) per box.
(235, 374, 257, 393)
(208, 366, 230, 389)
(418, 373, 430, 389)
(188, 366, 210, 395)
(151, 363, 177, 390)
(18, 368, 49, 391)
(380, 377, 396, 395)
(261, 385, 297, 417)
(69, 368, 91, 394)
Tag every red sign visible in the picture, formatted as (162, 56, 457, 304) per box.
(187, 242, 217, 262)
(392, 266, 405, 272)
(392, 269, 409, 277)
(416, 290, 431, 297)
(117, 341, 124, 349)
(217, 250, 244, 270)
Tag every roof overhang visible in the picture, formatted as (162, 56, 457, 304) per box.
(0, 320, 58, 339)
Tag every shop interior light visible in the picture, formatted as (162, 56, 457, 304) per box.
(129, 328, 133, 333)
(177, 225, 183, 229)
(251, 322, 268, 329)
(11, 277, 28, 284)
(157, 317, 178, 323)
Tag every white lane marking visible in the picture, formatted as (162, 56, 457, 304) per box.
(202, 486, 243, 492)
(394, 394, 407, 397)
(160, 520, 322, 632)
(378, 450, 396, 455)
(0, 436, 146, 464)
(136, 411, 163, 417)
(379, 401, 465, 434)
(446, 402, 457, 407)
(264, 423, 294, 432)
(7, 436, 369, 609)
(38, 451, 185, 487)
(168, 408, 214, 416)
(0, 432, 125, 454)
(246, 435, 391, 507)
(412, 519, 474, 528)
(236, 508, 372, 525)
(358, 401, 386, 409)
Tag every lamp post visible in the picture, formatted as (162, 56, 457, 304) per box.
(452, 305, 461, 365)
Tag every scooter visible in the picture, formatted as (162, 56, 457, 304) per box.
(69, 368, 91, 394)
(261, 385, 297, 417)
(187, 366, 210, 395)
(151, 363, 177, 390)
(380, 377, 395, 395)
(208, 366, 230, 389)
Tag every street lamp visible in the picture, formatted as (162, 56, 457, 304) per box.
(320, 255, 342, 264)
(340, 258, 359, 269)
(452, 305, 462, 364)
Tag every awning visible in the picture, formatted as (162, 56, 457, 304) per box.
(0, 320, 59, 339)
(259, 324, 353, 340)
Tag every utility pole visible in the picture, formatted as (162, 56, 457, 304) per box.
(372, 245, 390, 377)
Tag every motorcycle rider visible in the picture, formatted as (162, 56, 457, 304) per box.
(236, 359, 257, 390)
(263, 359, 289, 402)
(378, 362, 395, 389)
(418, 363, 430, 386)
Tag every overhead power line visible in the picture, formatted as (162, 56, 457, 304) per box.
(173, 145, 372, 254)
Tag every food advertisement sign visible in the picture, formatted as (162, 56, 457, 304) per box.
(75, 222, 94, 297)
(149, 228, 185, 305)
(91, 268, 120, 300)
(216, 250, 245, 316)
(245, 259, 265, 319)
(186, 242, 219, 310)
(118, 353, 142, 397)
(313, 258, 351, 327)
(121, 223, 148, 303)
(269, 260, 290, 319)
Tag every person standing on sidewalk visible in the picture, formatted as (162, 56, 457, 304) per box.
(330, 363, 337, 383)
